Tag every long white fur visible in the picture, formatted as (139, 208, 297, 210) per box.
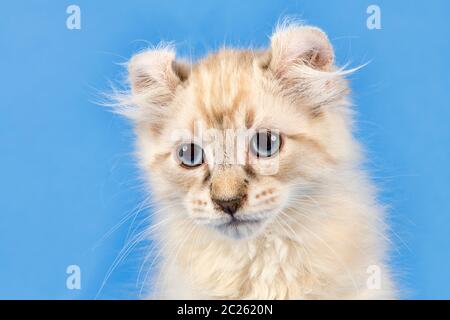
(112, 22, 396, 299)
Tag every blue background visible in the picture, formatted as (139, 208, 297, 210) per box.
(1, 0, 449, 299)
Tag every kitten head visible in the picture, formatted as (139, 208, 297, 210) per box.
(119, 23, 359, 240)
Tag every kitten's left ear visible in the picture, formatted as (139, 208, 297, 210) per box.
(266, 24, 334, 73)
(259, 24, 348, 114)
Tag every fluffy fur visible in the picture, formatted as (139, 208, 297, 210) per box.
(114, 23, 396, 299)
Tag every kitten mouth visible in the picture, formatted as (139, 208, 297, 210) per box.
(224, 217, 262, 227)
(194, 216, 263, 228)
(194, 210, 276, 239)
(212, 216, 267, 239)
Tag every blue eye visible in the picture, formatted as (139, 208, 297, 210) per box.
(176, 143, 204, 168)
(250, 130, 281, 158)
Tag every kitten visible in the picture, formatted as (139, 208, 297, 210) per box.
(114, 23, 396, 299)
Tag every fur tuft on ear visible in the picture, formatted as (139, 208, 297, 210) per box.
(260, 22, 353, 116)
(128, 45, 190, 101)
(269, 23, 334, 73)
(108, 44, 190, 130)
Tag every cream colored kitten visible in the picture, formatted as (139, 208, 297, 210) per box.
(115, 23, 396, 299)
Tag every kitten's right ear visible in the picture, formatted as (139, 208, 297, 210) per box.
(120, 46, 190, 132)
(128, 46, 190, 106)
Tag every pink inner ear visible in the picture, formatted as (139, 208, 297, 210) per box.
(306, 45, 334, 69)
(290, 35, 333, 69)
(271, 25, 334, 71)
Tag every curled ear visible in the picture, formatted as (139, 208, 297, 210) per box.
(128, 46, 190, 105)
(119, 45, 190, 131)
(260, 23, 349, 115)
(268, 24, 334, 73)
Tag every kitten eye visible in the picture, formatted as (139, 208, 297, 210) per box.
(176, 143, 204, 168)
(249, 130, 281, 158)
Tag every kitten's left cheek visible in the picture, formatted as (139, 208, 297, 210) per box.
(252, 157, 281, 176)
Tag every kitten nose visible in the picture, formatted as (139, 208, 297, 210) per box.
(212, 197, 244, 215)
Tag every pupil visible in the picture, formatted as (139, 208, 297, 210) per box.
(189, 144, 195, 163)
(257, 131, 272, 155)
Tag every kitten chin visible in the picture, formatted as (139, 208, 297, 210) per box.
(115, 21, 396, 299)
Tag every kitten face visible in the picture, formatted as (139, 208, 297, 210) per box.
(122, 24, 355, 240)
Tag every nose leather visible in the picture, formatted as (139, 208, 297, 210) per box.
(212, 197, 243, 215)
